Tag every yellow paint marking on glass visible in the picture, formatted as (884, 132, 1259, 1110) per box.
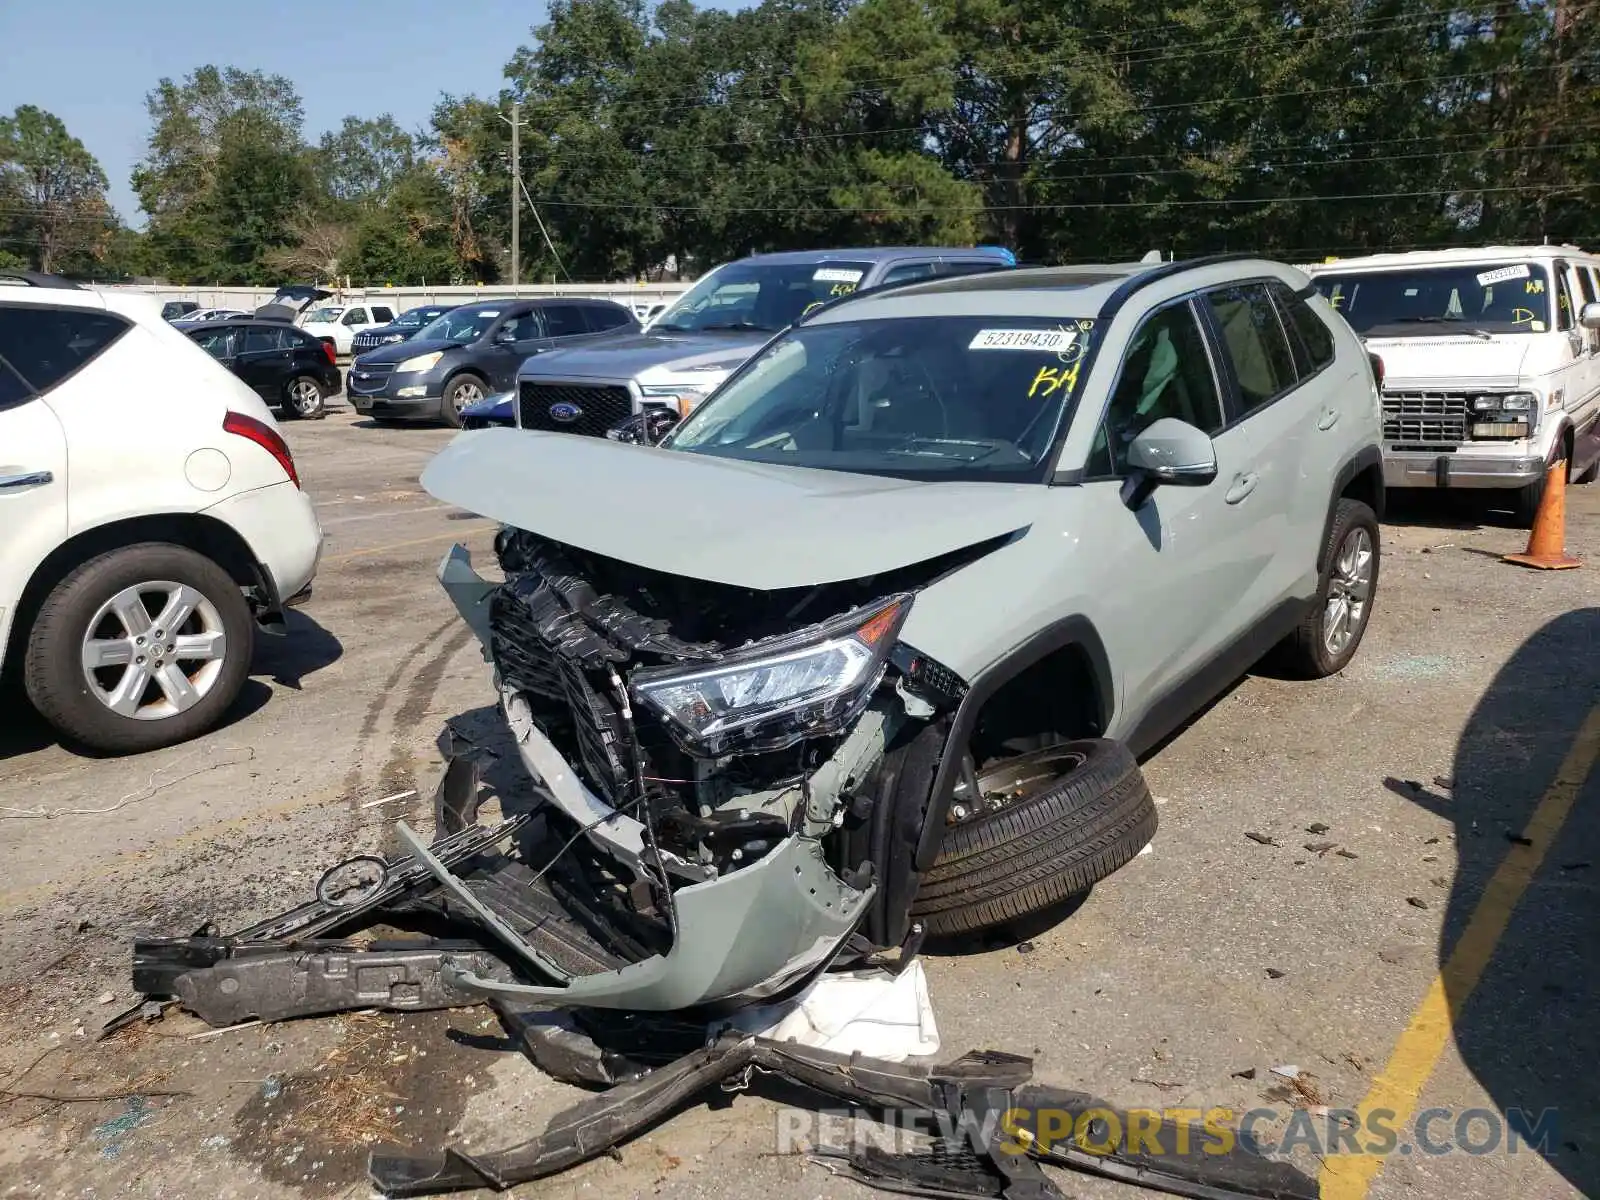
(1029, 362, 1078, 399)
(1321, 703, 1600, 1199)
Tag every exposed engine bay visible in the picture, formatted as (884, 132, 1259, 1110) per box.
(420, 524, 993, 1010)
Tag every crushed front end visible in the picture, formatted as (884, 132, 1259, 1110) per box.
(435, 526, 973, 1011)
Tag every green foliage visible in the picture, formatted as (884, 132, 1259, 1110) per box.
(93, 2, 1600, 284)
(0, 104, 115, 275)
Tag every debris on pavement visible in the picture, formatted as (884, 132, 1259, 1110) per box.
(1231, 1067, 1257, 1080)
(1305, 822, 1330, 835)
(1406, 896, 1430, 910)
(1243, 831, 1280, 847)
(1336, 849, 1359, 859)
(1265, 968, 1288, 979)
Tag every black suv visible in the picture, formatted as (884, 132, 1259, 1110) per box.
(348, 297, 639, 426)
(186, 319, 343, 418)
(351, 304, 459, 355)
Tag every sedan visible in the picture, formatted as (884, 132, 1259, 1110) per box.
(186, 320, 342, 418)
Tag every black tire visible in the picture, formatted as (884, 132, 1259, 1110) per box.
(910, 739, 1157, 937)
(441, 373, 487, 429)
(1576, 455, 1600, 486)
(1274, 497, 1380, 679)
(1513, 469, 1548, 527)
(283, 375, 326, 419)
(23, 544, 255, 754)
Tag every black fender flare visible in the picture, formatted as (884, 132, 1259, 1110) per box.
(912, 616, 1115, 872)
(1320, 443, 1384, 572)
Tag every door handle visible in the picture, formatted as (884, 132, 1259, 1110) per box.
(1224, 472, 1258, 504)
(0, 470, 54, 490)
(1317, 407, 1341, 430)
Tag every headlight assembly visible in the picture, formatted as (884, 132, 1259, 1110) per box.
(397, 351, 443, 374)
(632, 594, 911, 756)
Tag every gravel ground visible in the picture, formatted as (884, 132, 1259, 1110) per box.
(0, 405, 1595, 1200)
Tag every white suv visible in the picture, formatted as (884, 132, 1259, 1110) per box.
(299, 301, 398, 357)
(0, 272, 324, 754)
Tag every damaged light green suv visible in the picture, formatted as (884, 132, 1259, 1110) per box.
(422, 255, 1386, 1012)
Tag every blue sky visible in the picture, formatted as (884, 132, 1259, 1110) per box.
(0, 0, 743, 226)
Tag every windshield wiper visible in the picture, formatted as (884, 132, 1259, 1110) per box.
(651, 322, 693, 332)
(699, 322, 775, 332)
(1382, 317, 1494, 341)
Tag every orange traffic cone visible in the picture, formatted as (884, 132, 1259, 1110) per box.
(1504, 459, 1582, 570)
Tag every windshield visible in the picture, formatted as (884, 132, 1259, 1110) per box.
(663, 315, 1097, 482)
(1312, 263, 1554, 335)
(396, 307, 447, 328)
(304, 306, 345, 324)
(651, 261, 875, 334)
(416, 307, 501, 344)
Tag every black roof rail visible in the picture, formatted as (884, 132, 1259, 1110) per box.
(0, 269, 85, 290)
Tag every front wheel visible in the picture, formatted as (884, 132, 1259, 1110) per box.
(441, 374, 486, 428)
(283, 375, 326, 419)
(23, 544, 255, 754)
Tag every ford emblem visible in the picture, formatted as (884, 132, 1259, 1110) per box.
(549, 401, 583, 424)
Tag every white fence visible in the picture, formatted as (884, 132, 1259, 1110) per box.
(102, 281, 692, 314)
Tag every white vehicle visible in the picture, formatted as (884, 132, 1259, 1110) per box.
(0, 271, 323, 754)
(299, 300, 398, 357)
(1307, 245, 1600, 522)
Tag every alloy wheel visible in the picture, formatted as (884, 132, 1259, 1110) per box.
(1323, 526, 1374, 657)
(290, 379, 322, 415)
(79, 581, 228, 720)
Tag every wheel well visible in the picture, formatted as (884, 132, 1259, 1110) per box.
(967, 643, 1106, 764)
(3, 514, 267, 674)
(445, 368, 487, 389)
(1341, 460, 1385, 521)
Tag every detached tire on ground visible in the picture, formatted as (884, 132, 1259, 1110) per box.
(24, 544, 254, 754)
(910, 738, 1157, 937)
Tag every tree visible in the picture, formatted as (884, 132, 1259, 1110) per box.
(0, 105, 114, 274)
(315, 115, 418, 208)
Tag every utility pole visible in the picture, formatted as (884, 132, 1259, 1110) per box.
(500, 101, 526, 289)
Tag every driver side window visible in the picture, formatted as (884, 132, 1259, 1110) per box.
(1088, 300, 1224, 476)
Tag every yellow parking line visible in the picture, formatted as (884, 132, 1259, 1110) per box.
(322, 525, 491, 565)
(1322, 702, 1600, 1199)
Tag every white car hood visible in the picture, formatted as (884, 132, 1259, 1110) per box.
(1362, 334, 1536, 389)
(421, 430, 1039, 590)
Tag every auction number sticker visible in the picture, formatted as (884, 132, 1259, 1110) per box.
(969, 327, 1076, 352)
(813, 267, 865, 284)
(1476, 264, 1531, 286)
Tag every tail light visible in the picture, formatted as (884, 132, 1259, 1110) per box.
(1367, 351, 1385, 390)
(321, 341, 337, 366)
(223, 411, 301, 489)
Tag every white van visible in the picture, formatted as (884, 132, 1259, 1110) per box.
(1305, 245, 1600, 522)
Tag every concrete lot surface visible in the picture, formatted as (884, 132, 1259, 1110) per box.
(0, 404, 1596, 1200)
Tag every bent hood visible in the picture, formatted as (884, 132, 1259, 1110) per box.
(1361, 334, 1536, 389)
(520, 330, 769, 381)
(421, 430, 1039, 590)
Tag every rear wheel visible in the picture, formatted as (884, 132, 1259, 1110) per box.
(1275, 497, 1379, 679)
(23, 544, 254, 754)
(441, 374, 486, 429)
(283, 375, 325, 419)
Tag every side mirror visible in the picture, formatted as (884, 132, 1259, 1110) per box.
(1580, 301, 1600, 331)
(1119, 417, 1218, 510)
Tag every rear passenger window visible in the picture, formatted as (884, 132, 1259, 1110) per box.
(1090, 300, 1225, 476)
(1206, 284, 1297, 413)
(372, 306, 395, 323)
(541, 305, 587, 338)
(341, 308, 368, 327)
(243, 327, 283, 354)
(1269, 281, 1336, 375)
(0, 305, 129, 396)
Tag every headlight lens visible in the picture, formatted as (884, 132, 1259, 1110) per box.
(639, 382, 718, 417)
(1474, 391, 1535, 412)
(633, 595, 910, 755)
(397, 351, 443, 373)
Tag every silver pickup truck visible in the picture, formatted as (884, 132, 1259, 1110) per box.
(512, 246, 1017, 438)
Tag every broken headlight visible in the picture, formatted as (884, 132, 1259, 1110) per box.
(631, 594, 911, 756)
